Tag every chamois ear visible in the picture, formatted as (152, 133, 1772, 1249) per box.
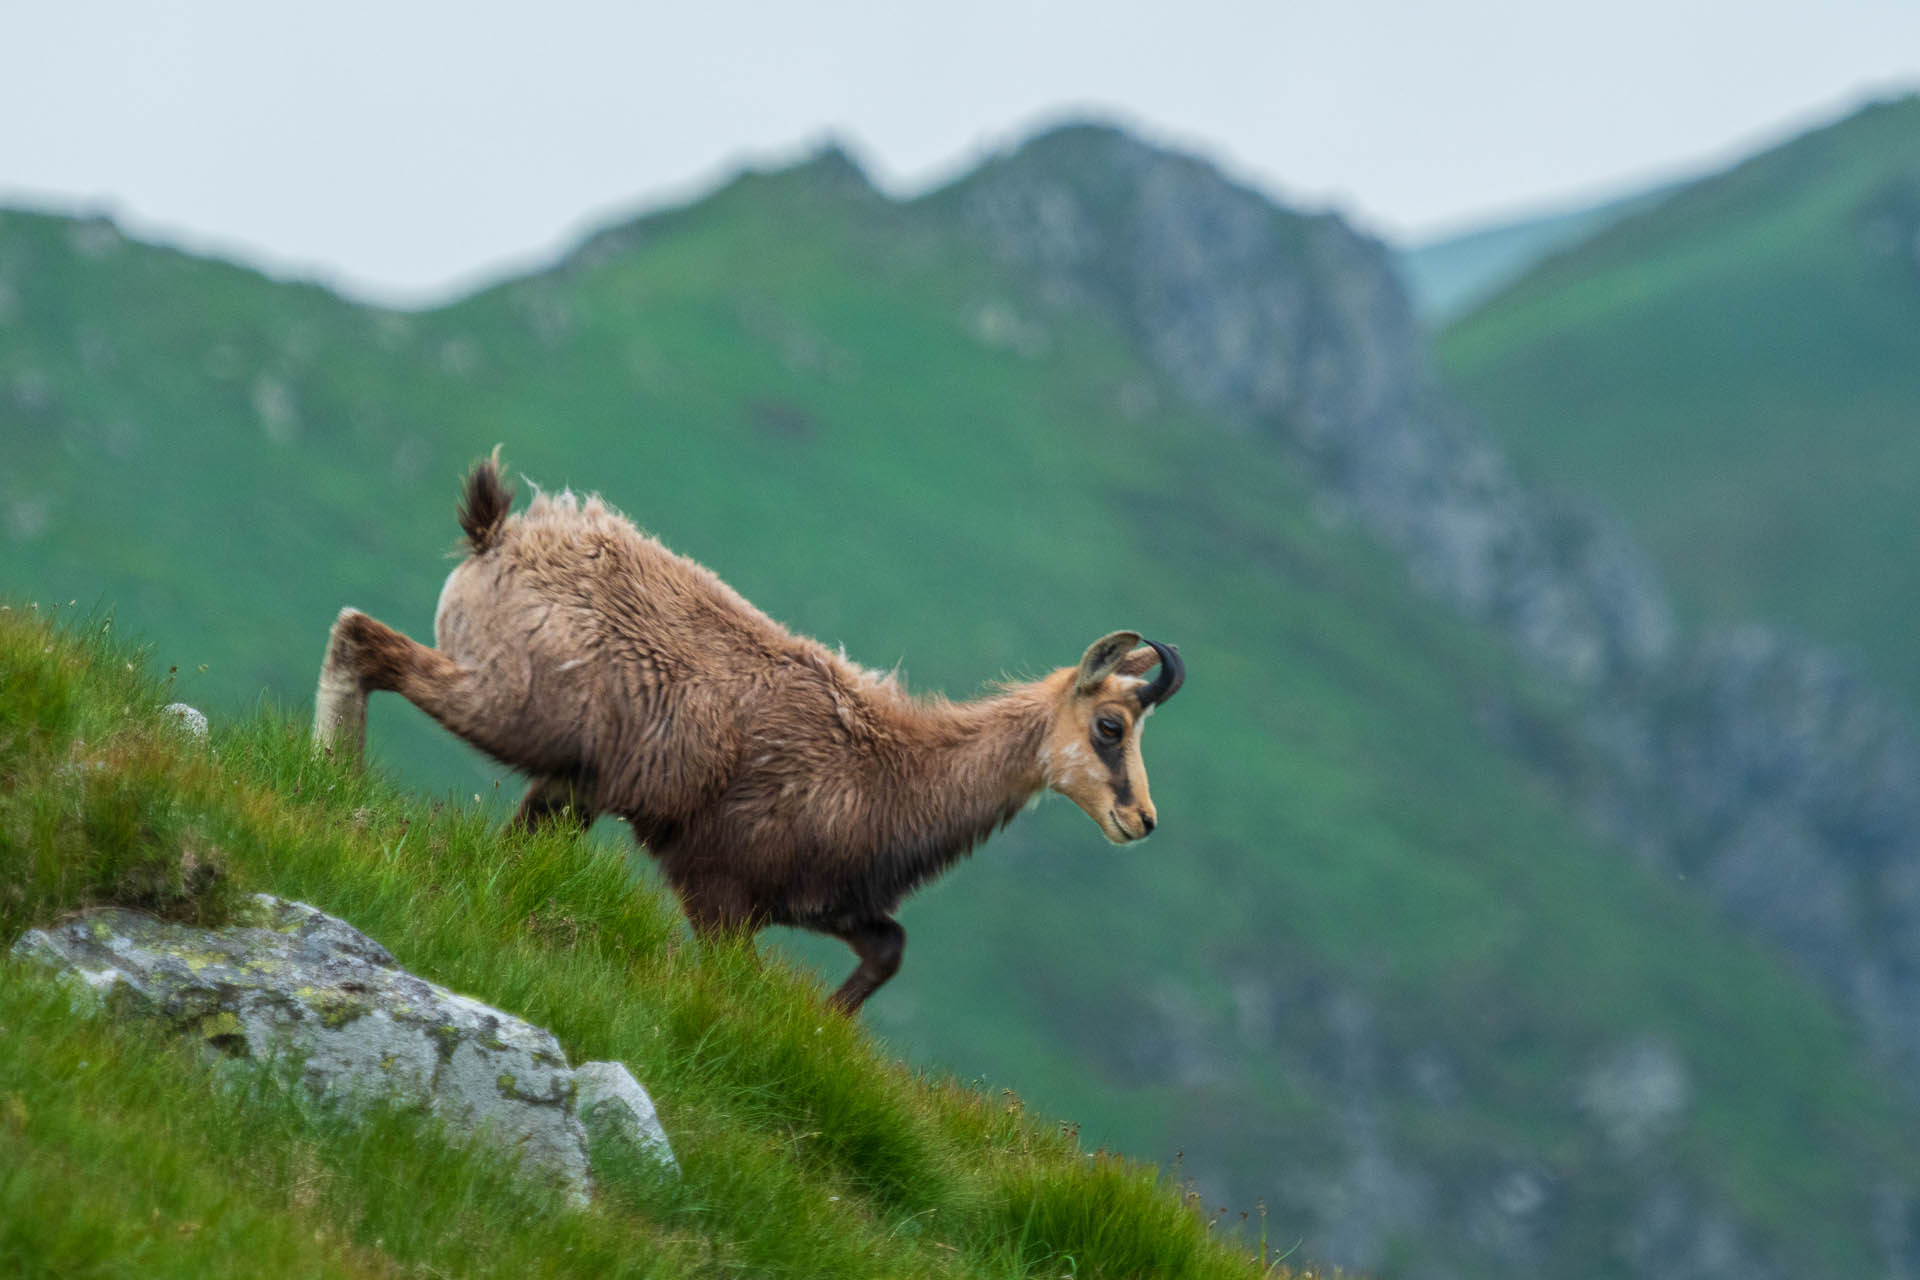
(1074, 631, 1143, 695)
(1114, 645, 1161, 678)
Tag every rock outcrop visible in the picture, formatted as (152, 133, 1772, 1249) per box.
(10, 894, 677, 1199)
(938, 123, 1674, 690)
(574, 1059, 680, 1173)
(1590, 624, 1920, 1068)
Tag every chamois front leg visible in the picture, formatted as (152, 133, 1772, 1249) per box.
(826, 917, 906, 1014)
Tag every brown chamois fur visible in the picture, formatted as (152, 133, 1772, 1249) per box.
(314, 454, 1185, 1011)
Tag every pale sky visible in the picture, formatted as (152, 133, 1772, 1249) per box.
(5, 1, 1917, 307)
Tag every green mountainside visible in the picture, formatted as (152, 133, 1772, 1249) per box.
(1437, 93, 1920, 710)
(1394, 187, 1671, 323)
(4, 131, 1917, 1276)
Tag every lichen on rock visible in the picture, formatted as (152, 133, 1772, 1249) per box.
(9, 894, 677, 1200)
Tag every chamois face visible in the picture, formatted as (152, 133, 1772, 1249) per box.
(1043, 631, 1183, 845)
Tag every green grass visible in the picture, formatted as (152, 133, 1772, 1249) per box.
(1438, 93, 1920, 709)
(0, 605, 1299, 1280)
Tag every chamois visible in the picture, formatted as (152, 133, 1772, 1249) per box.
(313, 456, 1184, 1012)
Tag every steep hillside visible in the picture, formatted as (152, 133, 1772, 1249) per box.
(6, 135, 1920, 1277)
(1437, 93, 1920, 710)
(0, 606, 1287, 1280)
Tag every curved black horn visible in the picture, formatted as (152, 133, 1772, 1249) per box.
(1136, 640, 1185, 708)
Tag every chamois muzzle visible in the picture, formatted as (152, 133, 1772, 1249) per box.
(1136, 640, 1185, 709)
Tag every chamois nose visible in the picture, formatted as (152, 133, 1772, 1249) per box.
(1139, 812, 1157, 836)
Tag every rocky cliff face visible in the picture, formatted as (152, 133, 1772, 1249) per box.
(937, 123, 1674, 692)
(1593, 625, 1920, 1068)
(934, 122, 1920, 1276)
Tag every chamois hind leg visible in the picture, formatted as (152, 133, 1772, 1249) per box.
(314, 607, 377, 755)
(673, 873, 760, 940)
(669, 873, 766, 976)
(825, 917, 906, 1014)
(515, 776, 596, 832)
(313, 607, 469, 758)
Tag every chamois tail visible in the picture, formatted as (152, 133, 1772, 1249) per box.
(457, 447, 513, 555)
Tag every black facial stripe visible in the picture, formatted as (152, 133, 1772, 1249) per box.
(1091, 729, 1134, 806)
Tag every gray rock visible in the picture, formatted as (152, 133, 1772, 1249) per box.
(1595, 625, 1920, 1068)
(1577, 1038, 1691, 1158)
(9, 895, 678, 1199)
(160, 702, 208, 739)
(1467, 1166, 1554, 1272)
(574, 1059, 678, 1174)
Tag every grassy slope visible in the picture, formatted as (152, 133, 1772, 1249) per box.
(0, 606, 1291, 1280)
(3, 162, 1917, 1272)
(1437, 94, 1920, 708)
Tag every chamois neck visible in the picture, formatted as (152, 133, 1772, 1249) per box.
(944, 685, 1053, 796)
(879, 682, 1054, 852)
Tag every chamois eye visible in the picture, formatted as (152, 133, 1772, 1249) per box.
(1095, 715, 1124, 742)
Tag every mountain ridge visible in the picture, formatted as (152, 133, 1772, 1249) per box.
(6, 112, 1920, 1277)
(1437, 93, 1920, 691)
(1393, 186, 1676, 322)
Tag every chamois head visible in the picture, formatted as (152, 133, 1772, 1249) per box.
(1043, 631, 1186, 844)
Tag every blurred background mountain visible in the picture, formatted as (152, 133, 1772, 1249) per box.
(6, 86, 1920, 1278)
